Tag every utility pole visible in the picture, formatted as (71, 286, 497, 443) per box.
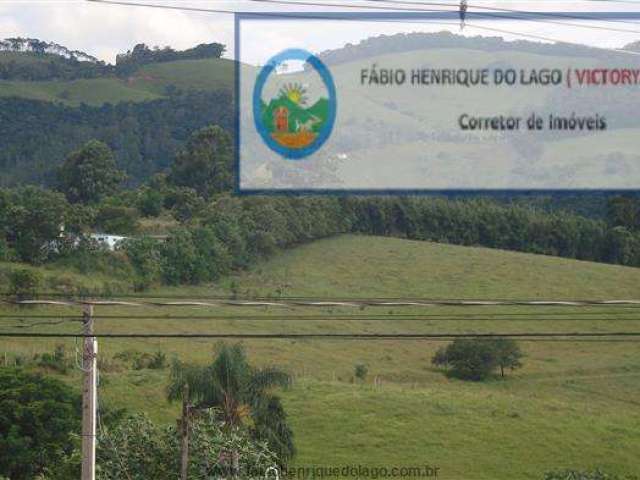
(180, 383, 190, 480)
(81, 304, 97, 480)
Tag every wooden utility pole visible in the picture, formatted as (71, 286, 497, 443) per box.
(180, 383, 190, 480)
(81, 304, 97, 480)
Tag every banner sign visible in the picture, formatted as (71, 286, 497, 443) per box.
(236, 12, 640, 193)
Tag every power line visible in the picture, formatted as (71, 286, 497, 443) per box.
(246, 0, 640, 33)
(368, 0, 640, 27)
(1, 331, 639, 339)
(4, 313, 640, 321)
(86, 0, 640, 46)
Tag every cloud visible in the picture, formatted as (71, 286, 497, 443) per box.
(2, 0, 639, 64)
(1, 0, 234, 63)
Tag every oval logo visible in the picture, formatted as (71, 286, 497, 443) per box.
(253, 48, 337, 160)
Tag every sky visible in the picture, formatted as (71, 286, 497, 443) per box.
(2, 0, 640, 64)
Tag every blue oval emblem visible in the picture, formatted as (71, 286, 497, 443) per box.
(253, 48, 337, 160)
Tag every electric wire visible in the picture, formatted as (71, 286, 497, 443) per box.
(1, 331, 639, 339)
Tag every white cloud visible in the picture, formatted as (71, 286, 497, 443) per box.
(1, 0, 234, 63)
(2, 0, 639, 63)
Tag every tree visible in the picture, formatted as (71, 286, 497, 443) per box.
(167, 343, 295, 465)
(251, 396, 296, 464)
(432, 338, 523, 381)
(160, 227, 231, 285)
(97, 412, 277, 479)
(137, 187, 163, 217)
(95, 205, 139, 235)
(121, 236, 163, 289)
(0, 368, 80, 479)
(169, 125, 233, 199)
(607, 196, 639, 232)
(8, 268, 42, 299)
(58, 140, 125, 204)
(491, 337, 524, 377)
(5, 187, 69, 263)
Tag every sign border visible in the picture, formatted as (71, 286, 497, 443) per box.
(235, 11, 640, 195)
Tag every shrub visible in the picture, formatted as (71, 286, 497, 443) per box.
(354, 363, 368, 381)
(95, 205, 139, 235)
(0, 238, 13, 261)
(161, 227, 231, 285)
(123, 350, 167, 370)
(8, 268, 42, 299)
(148, 351, 167, 370)
(97, 412, 278, 479)
(133, 353, 153, 370)
(35, 344, 69, 374)
(137, 188, 163, 217)
(121, 236, 162, 289)
(0, 368, 80, 479)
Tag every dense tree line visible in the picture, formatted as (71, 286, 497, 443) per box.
(0, 38, 225, 80)
(122, 194, 640, 287)
(0, 89, 233, 186)
(1, 127, 639, 290)
(345, 196, 640, 265)
(114, 42, 225, 76)
(316, 31, 623, 68)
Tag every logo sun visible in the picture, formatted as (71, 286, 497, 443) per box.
(278, 82, 308, 105)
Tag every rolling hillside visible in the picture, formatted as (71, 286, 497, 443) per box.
(1, 235, 639, 478)
(0, 53, 235, 106)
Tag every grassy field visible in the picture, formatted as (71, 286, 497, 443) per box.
(1, 235, 639, 479)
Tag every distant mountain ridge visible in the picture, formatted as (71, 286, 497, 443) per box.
(315, 31, 638, 67)
(0, 38, 225, 81)
(2, 32, 638, 188)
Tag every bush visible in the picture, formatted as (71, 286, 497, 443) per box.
(8, 268, 42, 299)
(149, 351, 167, 370)
(35, 344, 70, 374)
(95, 205, 139, 235)
(0, 238, 13, 261)
(137, 188, 164, 217)
(354, 363, 368, 381)
(3, 186, 70, 264)
(161, 227, 230, 285)
(0, 368, 80, 479)
(432, 337, 523, 381)
(96, 412, 278, 480)
(164, 187, 205, 222)
(121, 236, 162, 289)
(117, 349, 167, 370)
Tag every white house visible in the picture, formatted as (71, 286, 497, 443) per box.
(90, 234, 128, 251)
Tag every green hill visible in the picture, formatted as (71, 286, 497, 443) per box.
(210, 234, 640, 299)
(0, 57, 235, 107)
(1, 235, 639, 478)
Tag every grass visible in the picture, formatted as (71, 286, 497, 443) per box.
(1, 235, 639, 479)
(0, 78, 162, 106)
(203, 235, 640, 300)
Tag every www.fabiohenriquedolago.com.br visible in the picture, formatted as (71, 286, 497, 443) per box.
(261, 464, 441, 479)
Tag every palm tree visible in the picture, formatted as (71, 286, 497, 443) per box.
(167, 343, 295, 464)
